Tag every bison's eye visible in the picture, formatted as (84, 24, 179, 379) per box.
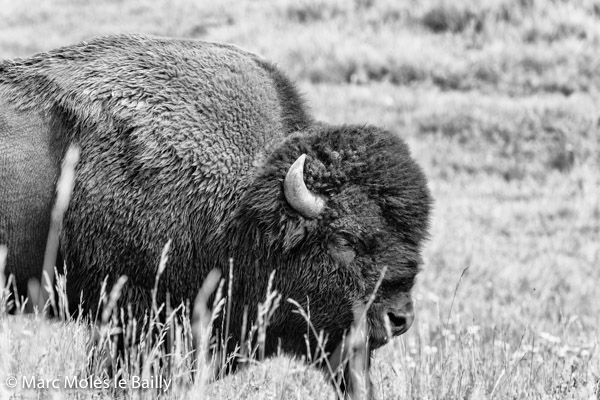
(329, 237, 356, 264)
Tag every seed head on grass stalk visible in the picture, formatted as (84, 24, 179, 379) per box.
(101, 276, 128, 327)
(133, 239, 173, 379)
(192, 268, 225, 392)
(53, 267, 70, 320)
(41, 270, 57, 317)
(35, 145, 80, 314)
(446, 266, 469, 328)
(10, 277, 25, 314)
(287, 298, 344, 400)
(0, 245, 7, 315)
(257, 270, 282, 362)
(152, 240, 172, 316)
(90, 275, 128, 377)
(219, 257, 234, 378)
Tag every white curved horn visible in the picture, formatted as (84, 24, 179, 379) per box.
(284, 154, 326, 219)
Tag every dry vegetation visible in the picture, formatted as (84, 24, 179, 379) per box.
(1, 0, 599, 399)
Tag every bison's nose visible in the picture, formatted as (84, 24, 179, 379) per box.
(387, 306, 414, 336)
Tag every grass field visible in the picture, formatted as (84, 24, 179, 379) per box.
(1, 0, 599, 399)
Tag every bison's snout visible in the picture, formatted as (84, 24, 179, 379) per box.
(386, 300, 414, 336)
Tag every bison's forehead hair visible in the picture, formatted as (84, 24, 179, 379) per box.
(292, 124, 433, 244)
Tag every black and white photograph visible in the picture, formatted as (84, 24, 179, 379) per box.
(1, 1, 598, 399)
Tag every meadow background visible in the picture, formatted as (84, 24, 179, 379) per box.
(1, 0, 599, 399)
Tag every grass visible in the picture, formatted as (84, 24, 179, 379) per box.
(1, 0, 599, 399)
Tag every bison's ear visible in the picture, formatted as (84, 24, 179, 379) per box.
(284, 154, 326, 219)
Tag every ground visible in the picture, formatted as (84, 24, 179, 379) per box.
(0, 0, 598, 399)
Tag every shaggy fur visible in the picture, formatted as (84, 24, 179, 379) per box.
(0, 34, 432, 395)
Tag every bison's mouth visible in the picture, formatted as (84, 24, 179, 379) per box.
(368, 322, 396, 350)
(352, 302, 414, 350)
(326, 310, 412, 375)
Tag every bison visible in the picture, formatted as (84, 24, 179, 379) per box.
(0, 34, 432, 397)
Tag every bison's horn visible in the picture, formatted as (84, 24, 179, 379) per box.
(284, 154, 326, 219)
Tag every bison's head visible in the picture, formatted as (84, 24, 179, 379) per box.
(227, 124, 431, 365)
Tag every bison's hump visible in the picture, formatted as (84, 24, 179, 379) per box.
(0, 34, 311, 191)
